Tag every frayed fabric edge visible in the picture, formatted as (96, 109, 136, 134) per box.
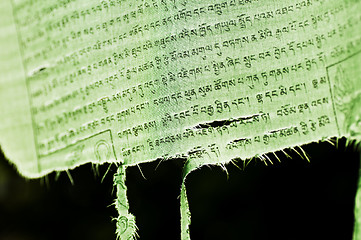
(114, 165, 139, 240)
(112, 137, 361, 240)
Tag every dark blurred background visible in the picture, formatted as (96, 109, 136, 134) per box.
(0, 138, 360, 240)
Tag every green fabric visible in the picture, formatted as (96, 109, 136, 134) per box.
(353, 152, 361, 240)
(0, 0, 360, 239)
(114, 165, 138, 239)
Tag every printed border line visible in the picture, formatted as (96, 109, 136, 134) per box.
(9, 0, 41, 173)
(326, 49, 361, 137)
(39, 129, 117, 161)
(8, 1, 119, 170)
(109, 128, 118, 161)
